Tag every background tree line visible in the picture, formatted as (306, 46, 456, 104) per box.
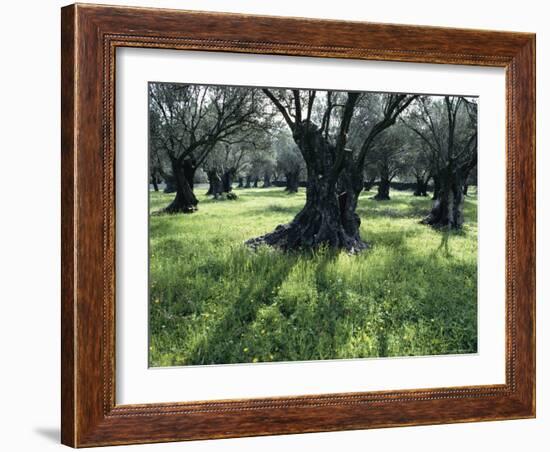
(149, 83, 477, 252)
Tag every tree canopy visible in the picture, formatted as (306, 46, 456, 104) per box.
(149, 81, 477, 250)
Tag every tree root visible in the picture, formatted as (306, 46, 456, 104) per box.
(245, 222, 368, 254)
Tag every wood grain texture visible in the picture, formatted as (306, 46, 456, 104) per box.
(60, 5, 76, 447)
(60, 3, 536, 447)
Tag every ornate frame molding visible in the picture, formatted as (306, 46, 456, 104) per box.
(61, 4, 535, 447)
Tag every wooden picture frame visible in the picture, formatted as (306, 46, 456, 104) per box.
(61, 3, 535, 447)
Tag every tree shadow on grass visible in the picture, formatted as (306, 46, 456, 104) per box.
(357, 199, 432, 220)
(179, 248, 351, 365)
(189, 240, 472, 363)
(352, 243, 476, 358)
(430, 226, 469, 258)
(433, 228, 466, 257)
(246, 203, 302, 217)
(346, 225, 476, 357)
(232, 188, 293, 199)
(181, 246, 301, 365)
(438, 230, 452, 257)
(154, 234, 477, 365)
(362, 227, 409, 250)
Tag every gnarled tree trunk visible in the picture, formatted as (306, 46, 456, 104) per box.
(285, 170, 300, 193)
(422, 167, 464, 229)
(206, 169, 223, 199)
(263, 172, 272, 188)
(222, 168, 235, 193)
(237, 177, 244, 188)
(246, 122, 366, 253)
(432, 174, 441, 200)
(374, 162, 391, 200)
(374, 176, 391, 200)
(245, 175, 252, 188)
(151, 175, 159, 192)
(222, 168, 238, 200)
(413, 176, 429, 196)
(164, 158, 198, 213)
(338, 161, 365, 245)
(163, 175, 177, 193)
(363, 176, 376, 192)
(205, 171, 214, 195)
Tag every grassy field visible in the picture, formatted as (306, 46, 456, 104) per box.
(149, 186, 478, 367)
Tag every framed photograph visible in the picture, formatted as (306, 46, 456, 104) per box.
(61, 3, 535, 447)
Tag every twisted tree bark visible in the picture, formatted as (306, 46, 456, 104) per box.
(432, 174, 441, 200)
(164, 159, 198, 213)
(422, 167, 464, 228)
(222, 168, 235, 193)
(413, 175, 429, 196)
(363, 176, 376, 191)
(246, 122, 366, 253)
(285, 169, 300, 193)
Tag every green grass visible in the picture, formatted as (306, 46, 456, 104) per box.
(149, 186, 478, 367)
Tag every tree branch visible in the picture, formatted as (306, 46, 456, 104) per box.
(262, 88, 295, 130)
